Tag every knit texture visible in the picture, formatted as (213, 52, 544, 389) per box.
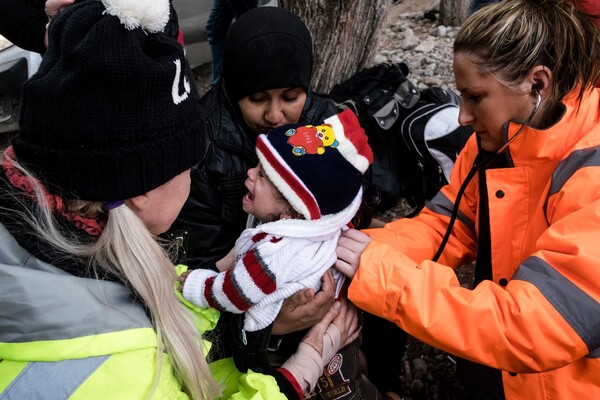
(222, 6, 313, 101)
(182, 193, 362, 332)
(182, 110, 372, 331)
(13, 0, 203, 201)
(256, 109, 373, 220)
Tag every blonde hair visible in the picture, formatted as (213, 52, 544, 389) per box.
(2, 153, 221, 400)
(455, 0, 600, 121)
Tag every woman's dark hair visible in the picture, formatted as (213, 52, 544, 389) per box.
(350, 197, 373, 230)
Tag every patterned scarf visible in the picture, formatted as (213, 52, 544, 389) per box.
(2, 146, 105, 237)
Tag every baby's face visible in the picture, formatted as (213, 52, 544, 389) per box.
(242, 163, 292, 223)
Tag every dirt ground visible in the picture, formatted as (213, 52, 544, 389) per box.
(386, 0, 441, 21)
(375, 2, 473, 398)
(373, 198, 472, 400)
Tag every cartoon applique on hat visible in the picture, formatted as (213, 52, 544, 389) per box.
(256, 109, 373, 220)
(286, 124, 338, 156)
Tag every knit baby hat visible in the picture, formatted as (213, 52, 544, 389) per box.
(256, 109, 373, 220)
(13, 0, 202, 202)
(222, 6, 313, 101)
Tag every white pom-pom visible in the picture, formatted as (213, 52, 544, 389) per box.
(102, 0, 170, 33)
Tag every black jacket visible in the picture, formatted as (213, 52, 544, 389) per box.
(165, 80, 338, 269)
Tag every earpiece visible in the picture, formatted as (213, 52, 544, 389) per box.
(531, 82, 542, 95)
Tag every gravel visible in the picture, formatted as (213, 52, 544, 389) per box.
(373, 2, 473, 399)
(375, 9, 456, 92)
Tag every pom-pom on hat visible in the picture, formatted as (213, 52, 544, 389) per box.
(223, 6, 313, 101)
(13, 0, 202, 202)
(256, 109, 373, 220)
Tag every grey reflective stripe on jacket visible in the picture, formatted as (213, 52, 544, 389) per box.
(513, 255, 600, 356)
(426, 190, 476, 235)
(0, 356, 109, 400)
(544, 145, 600, 218)
(0, 223, 152, 343)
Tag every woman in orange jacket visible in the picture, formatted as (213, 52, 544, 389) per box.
(335, 0, 600, 398)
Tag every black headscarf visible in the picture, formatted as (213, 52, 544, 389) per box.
(223, 6, 313, 101)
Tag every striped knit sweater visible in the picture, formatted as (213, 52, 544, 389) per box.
(182, 194, 361, 332)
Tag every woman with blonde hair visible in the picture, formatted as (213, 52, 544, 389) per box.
(0, 1, 359, 399)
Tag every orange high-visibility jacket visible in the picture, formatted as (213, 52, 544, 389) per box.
(349, 88, 600, 399)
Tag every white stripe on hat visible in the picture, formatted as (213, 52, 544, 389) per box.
(324, 112, 371, 174)
(256, 137, 320, 220)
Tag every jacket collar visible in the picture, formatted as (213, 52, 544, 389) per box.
(503, 88, 600, 166)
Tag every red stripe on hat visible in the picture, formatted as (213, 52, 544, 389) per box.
(177, 28, 185, 46)
(256, 139, 321, 219)
(337, 109, 374, 164)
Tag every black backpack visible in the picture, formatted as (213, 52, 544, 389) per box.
(329, 63, 474, 214)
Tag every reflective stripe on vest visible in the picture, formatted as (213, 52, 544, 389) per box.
(0, 356, 109, 399)
(0, 225, 152, 344)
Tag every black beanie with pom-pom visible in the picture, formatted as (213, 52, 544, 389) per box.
(13, 0, 203, 202)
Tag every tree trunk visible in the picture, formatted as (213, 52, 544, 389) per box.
(439, 0, 470, 26)
(279, 0, 390, 93)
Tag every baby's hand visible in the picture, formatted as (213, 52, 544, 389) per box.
(335, 229, 372, 278)
(176, 269, 192, 291)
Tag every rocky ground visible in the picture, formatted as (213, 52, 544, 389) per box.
(193, 1, 474, 398)
(370, 2, 474, 399)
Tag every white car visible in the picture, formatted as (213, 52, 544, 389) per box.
(173, 0, 213, 69)
(0, 41, 41, 137)
(0, 0, 276, 137)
